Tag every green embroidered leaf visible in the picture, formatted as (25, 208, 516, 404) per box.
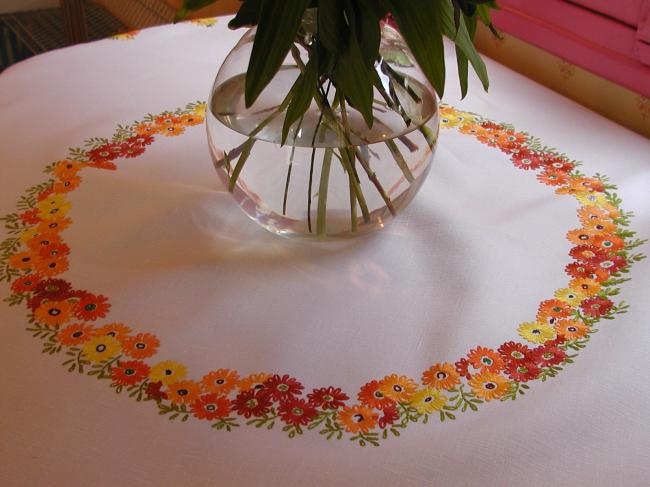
(245, 0, 311, 107)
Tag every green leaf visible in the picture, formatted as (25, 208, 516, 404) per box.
(317, 0, 347, 57)
(331, 2, 374, 126)
(385, 0, 446, 97)
(354, 1, 384, 69)
(281, 52, 319, 145)
(441, 0, 489, 91)
(245, 0, 311, 108)
(228, 0, 263, 29)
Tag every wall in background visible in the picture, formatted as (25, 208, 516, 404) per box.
(0, 0, 59, 14)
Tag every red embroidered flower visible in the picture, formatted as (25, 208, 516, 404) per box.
(455, 357, 472, 379)
(505, 361, 540, 382)
(535, 345, 567, 367)
(307, 386, 349, 409)
(510, 149, 542, 170)
(56, 322, 95, 346)
(378, 404, 400, 429)
(145, 381, 168, 402)
(191, 393, 231, 420)
(497, 341, 535, 365)
(127, 134, 154, 146)
(111, 360, 150, 386)
(38, 242, 70, 259)
(564, 262, 598, 280)
(580, 296, 613, 317)
(73, 294, 111, 321)
(568, 245, 605, 263)
(357, 380, 395, 410)
(262, 374, 303, 402)
(28, 278, 74, 309)
(10, 274, 41, 294)
(231, 389, 273, 418)
(121, 332, 160, 359)
(542, 156, 574, 172)
(120, 143, 146, 159)
(278, 398, 318, 426)
(590, 254, 627, 273)
(466, 346, 505, 373)
(19, 209, 41, 224)
(87, 142, 123, 161)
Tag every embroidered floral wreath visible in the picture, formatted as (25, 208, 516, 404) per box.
(0, 101, 644, 447)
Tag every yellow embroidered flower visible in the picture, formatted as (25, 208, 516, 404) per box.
(193, 103, 207, 118)
(553, 288, 585, 307)
(81, 335, 122, 362)
(576, 192, 609, 207)
(149, 360, 188, 385)
(36, 194, 71, 219)
(410, 388, 447, 414)
(517, 322, 556, 344)
(439, 107, 476, 128)
(20, 227, 42, 244)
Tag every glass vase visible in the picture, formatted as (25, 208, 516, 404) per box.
(206, 13, 440, 239)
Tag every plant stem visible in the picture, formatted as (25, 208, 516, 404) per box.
(282, 114, 305, 215)
(316, 148, 333, 236)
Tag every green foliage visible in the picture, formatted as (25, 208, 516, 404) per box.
(179, 0, 499, 127)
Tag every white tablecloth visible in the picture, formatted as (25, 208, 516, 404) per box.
(1, 18, 649, 487)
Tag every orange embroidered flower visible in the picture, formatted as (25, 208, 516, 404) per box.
(191, 393, 231, 420)
(378, 374, 417, 402)
(154, 114, 181, 126)
(238, 372, 271, 392)
(26, 232, 62, 252)
(56, 322, 95, 346)
(8, 251, 39, 271)
(554, 320, 589, 340)
(421, 362, 460, 390)
(33, 299, 74, 326)
(38, 242, 70, 260)
(200, 368, 240, 395)
(459, 124, 490, 139)
(34, 256, 68, 277)
(95, 322, 132, 340)
(160, 124, 185, 137)
(466, 347, 505, 373)
(10, 274, 41, 294)
(566, 228, 599, 245)
(537, 299, 574, 319)
(52, 175, 81, 194)
(133, 122, 161, 136)
(167, 380, 201, 405)
(468, 372, 509, 401)
(570, 177, 605, 193)
(337, 405, 378, 434)
(582, 218, 616, 233)
(537, 169, 569, 186)
(358, 380, 395, 409)
(592, 234, 624, 252)
(577, 205, 618, 224)
(82, 335, 122, 362)
(179, 113, 204, 126)
(52, 159, 86, 179)
(569, 278, 601, 296)
(37, 215, 71, 233)
(122, 332, 160, 359)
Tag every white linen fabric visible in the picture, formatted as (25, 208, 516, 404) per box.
(0, 18, 649, 487)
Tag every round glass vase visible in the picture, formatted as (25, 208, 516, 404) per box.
(207, 16, 440, 239)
